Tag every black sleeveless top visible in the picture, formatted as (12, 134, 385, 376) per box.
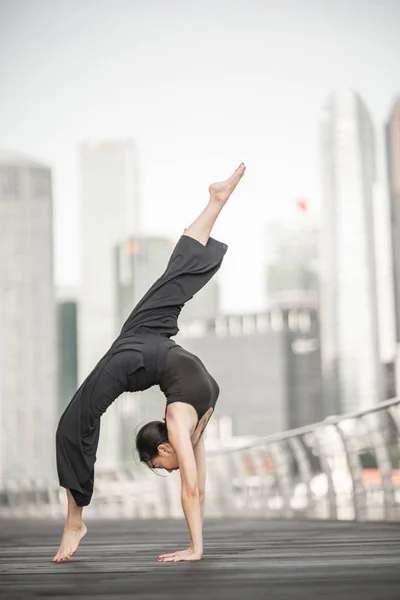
(159, 345, 220, 426)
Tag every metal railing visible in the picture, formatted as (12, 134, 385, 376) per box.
(1, 398, 400, 521)
(204, 397, 400, 521)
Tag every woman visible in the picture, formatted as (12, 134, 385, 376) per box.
(52, 163, 246, 563)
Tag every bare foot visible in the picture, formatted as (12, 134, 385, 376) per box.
(52, 521, 87, 562)
(209, 163, 246, 204)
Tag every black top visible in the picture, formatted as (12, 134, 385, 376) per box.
(160, 345, 220, 425)
(56, 234, 228, 507)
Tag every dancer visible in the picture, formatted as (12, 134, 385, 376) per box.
(53, 163, 246, 563)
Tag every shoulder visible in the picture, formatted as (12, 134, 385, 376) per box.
(166, 402, 197, 435)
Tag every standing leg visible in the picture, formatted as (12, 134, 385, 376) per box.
(52, 490, 87, 562)
(183, 163, 246, 245)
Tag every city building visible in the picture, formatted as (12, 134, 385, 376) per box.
(0, 152, 57, 482)
(56, 286, 79, 417)
(386, 97, 400, 393)
(176, 309, 324, 438)
(372, 183, 396, 366)
(115, 236, 173, 332)
(319, 91, 382, 414)
(265, 204, 320, 310)
(78, 139, 140, 467)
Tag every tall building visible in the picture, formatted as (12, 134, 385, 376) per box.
(177, 309, 324, 437)
(0, 152, 57, 482)
(386, 97, 400, 393)
(320, 91, 382, 414)
(56, 286, 78, 417)
(79, 140, 139, 467)
(372, 183, 396, 364)
(265, 206, 320, 310)
(115, 236, 173, 332)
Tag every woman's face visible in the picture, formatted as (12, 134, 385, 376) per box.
(150, 443, 179, 473)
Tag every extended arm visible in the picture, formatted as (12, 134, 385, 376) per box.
(194, 435, 206, 525)
(164, 416, 203, 559)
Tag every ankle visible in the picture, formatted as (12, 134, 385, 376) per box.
(207, 197, 225, 212)
(65, 518, 82, 530)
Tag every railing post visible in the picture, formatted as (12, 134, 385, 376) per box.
(269, 441, 294, 519)
(310, 428, 337, 520)
(363, 411, 397, 521)
(335, 419, 368, 521)
(288, 436, 315, 518)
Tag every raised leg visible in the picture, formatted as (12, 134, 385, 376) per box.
(183, 163, 246, 246)
(52, 489, 87, 562)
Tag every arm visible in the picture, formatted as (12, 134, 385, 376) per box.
(167, 418, 203, 557)
(194, 435, 206, 525)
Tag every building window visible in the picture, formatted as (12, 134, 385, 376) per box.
(298, 311, 311, 332)
(256, 313, 270, 333)
(228, 316, 242, 336)
(270, 310, 283, 332)
(288, 310, 299, 331)
(0, 167, 19, 196)
(31, 168, 50, 198)
(187, 320, 206, 337)
(242, 315, 256, 335)
(215, 317, 228, 337)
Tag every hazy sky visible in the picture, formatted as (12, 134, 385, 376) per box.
(0, 0, 399, 312)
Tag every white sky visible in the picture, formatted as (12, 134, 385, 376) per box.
(0, 0, 399, 312)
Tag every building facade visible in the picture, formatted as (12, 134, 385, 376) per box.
(386, 97, 400, 392)
(320, 91, 382, 414)
(176, 309, 324, 438)
(265, 213, 320, 310)
(56, 286, 78, 417)
(0, 153, 57, 482)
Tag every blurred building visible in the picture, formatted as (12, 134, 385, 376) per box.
(320, 91, 382, 415)
(372, 183, 396, 366)
(115, 236, 173, 332)
(78, 139, 140, 467)
(0, 152, 57, 482)
(56, 286, 78, 417)
(176, 309, 324, 438)
(114, 235, 221, 464)
(265, 204, 319, 310)
(180, 277, 220, 323)
(115, 235, 220, 331)
(386, 97, 400, 393)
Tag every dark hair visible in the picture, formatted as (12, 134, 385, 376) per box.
(135, 420, 169, 464)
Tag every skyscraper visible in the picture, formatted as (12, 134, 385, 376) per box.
(56, 285, 78, 417)
(79, 140, 139, 466)
(386, 97, 400, 392)
(115, 236, 173, 333)
(265, 205, 320, 310)
(0, 152, 57, 482)
(320, 91, 382, 414)
(372, 183, 396, 365)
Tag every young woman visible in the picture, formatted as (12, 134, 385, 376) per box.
(52, 163, 246, 563)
